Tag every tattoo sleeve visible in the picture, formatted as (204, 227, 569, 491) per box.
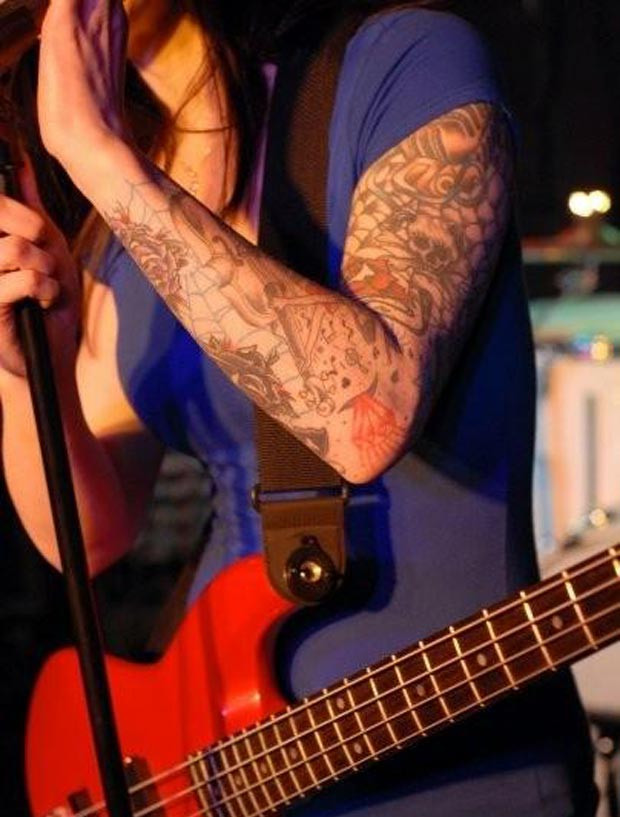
(102, 102, 513, 482)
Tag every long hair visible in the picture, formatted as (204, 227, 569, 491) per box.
(12, 0, 450, 252)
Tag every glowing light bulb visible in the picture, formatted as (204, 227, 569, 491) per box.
(568, 191, 594, 218)
(590, 334, 613, 362)
(589, 508, 608, 528)
(589, 189, 612, 214)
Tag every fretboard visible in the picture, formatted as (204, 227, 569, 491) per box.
(189, 545, 620, 817)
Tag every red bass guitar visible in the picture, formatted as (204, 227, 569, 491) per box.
(26, 546, 620, 817)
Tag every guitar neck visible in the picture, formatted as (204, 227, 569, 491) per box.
(189, 546, 620, 816)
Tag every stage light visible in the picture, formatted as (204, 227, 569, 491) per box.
(589, 189, 612, 214)
(567, 189, 612, 218)
(568, 191, 594, 218)
(588, 507, 608, 528)
(590, 334, 613, 362)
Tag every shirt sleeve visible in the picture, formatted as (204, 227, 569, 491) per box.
(338, 9, 509, 178)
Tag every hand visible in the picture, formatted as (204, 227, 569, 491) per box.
(0, 181, 80, 378)
(37, 0, 128, 176)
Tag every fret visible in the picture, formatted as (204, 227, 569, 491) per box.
(308, 697, 331, 727)
(533, 588, 591, 664)
(307, 705, 338, 780)
(292, 706, 332, 782)
(520, 591, 555, 670)
(229, 740, 265, 815)
(312, 690, 350, 778)
(314, 708, 342, 752)
(523, 579, 567, 619)
(372, 660, 412, 732)
(311, 695, 348, 768)
(343, 674, 387, 754)
(423, 633, 478, 716)
(255, 726, 291, 804)
(570, 554, 617, 598)
(230, 736, 271, 816)
(488, 599, 547, 684)
(195, 747, 239, 817)
(397, 648, 445, 730)
(374, 657, 422, 744)
(453, 616, 507, 701)
(584, 590, 620, 645)
(324, 741, 352, 776)
(272, 714, 314, 793)
(220, 743, 253, 817)
(563, 575, 597, 648)
(344, 681, 378, 758)
(450, 627, 483, 706)
(566, 552, 620, 646)
(393, 656, 426, 735)
(578, 581, 620, 623)
(367, 669, 401, 748)
(483, 609, 518, 690)
(271, 717, 305, 796)
(419, 641, 453, 722)
(240, 735, 281, 810)
(346, 669, 395, 754)
(188, 751, 217, 817)
(288, 710, 321, 789)
(325, 694, 359, 769)
(329, 680, 375, 761)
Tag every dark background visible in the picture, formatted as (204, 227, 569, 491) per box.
(3, 1, 620, 813)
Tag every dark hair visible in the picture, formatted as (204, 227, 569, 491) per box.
(199, 0, 451, 205)
(12, 0, 449, 239)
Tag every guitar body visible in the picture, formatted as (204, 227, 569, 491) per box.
(26, 555, 294, 817)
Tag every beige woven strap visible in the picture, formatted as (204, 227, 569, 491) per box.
(254, 13, 366, 603)
(254, 408, 341, 492)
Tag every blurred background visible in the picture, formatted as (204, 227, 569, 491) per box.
(2, 0, 620, 814)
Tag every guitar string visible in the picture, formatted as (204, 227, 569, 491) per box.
(66, 554, 620, 817)
(72, 596, 620, 817)
(128, 595, 620, 817)
(66, 548, 620, 817)
(184, 608, 620, 817)
(121, 546, 620, 792)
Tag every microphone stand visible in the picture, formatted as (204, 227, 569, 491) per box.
(0, 131, 133, 815)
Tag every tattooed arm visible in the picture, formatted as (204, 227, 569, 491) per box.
(59, 102, 512, 482)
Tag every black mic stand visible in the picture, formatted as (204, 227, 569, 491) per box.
(0, 129, 133, 815)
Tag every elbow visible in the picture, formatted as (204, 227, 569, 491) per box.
(341, 438, 408, 485)
(337, 402, 418, 485)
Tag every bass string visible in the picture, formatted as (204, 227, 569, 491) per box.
(131, 546, 620, 787)
(68, 553, 620, 817)
(73, 598, 620, 817)
(132, 595, 620, 817)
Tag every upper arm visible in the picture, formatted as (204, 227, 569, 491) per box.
(341, 101, 514, 431)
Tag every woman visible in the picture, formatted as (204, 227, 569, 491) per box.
(0, 0, 597, 814)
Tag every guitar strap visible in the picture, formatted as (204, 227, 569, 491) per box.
(256, 12, 365, 605)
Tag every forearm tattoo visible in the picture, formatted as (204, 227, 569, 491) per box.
(104, 102, 512, 480)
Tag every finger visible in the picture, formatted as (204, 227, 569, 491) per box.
(0, 235, 56, 276)
(0, 269, 61, 308)
(0, 195, 48, 245)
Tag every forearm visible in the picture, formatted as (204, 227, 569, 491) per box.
(67, 138, 416, 482)
(0, 364, 139, 573)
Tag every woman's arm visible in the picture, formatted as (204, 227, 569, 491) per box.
(0, 184, 164, 573)
(38, 0, 513, 483)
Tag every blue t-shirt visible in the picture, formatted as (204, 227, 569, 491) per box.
(106, 9, 595, 816)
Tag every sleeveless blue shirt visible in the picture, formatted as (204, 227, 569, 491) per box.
(107, 10, 596, 816)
